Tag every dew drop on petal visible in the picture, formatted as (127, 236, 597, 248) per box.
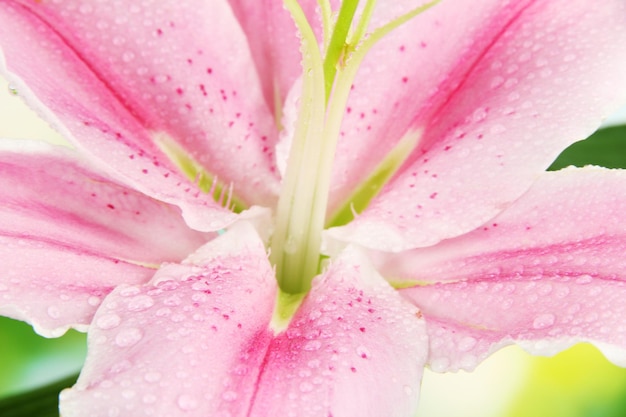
(127, 295, 155, 311)
(88, 296, 102, 306)
(144, 371, 162, 383)
(457, 336, 477, 352)
(490, 124, 506, 134)
(121, 389, 135, 399)
(308, 310, 322, 321)
(115, 327, 143, 347)
(119, 286, 140, 297)
(122, 51, 135, 62)
(96, 313, 121, 330)
(143, 394, 157, 404)
(303, 340, 322, 351)
(430, 357, 450, 372)
(47, 306, 61, 319)
(191, 281, 211, 291)
(154, 74, 169, 84)
(356, 345, 370, 359)
(221, 391, 238, 402)
(532, 313, 556, 329)
(78, 4, 93, 14)
(299, 382, 314, 393)
(7, 84, 18, 96)
(177, 394, 198, 410)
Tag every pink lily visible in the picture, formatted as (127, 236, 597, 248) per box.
(1, 0, 626, 415)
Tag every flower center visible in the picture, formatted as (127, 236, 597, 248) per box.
(269, 0, 439, 296)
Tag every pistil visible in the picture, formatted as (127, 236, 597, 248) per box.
(270, 0, 439, 295)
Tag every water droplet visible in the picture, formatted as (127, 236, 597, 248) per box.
(156, 307, 171, 317)
(472, 108, 488, 122)
(121, 389, 135, 399)
(7, 84, 18, 96)
(457, 336, 477, 352)
(222, 391, 238, 402)
(47, 306, 61, 319)
(490, 124, 506, 134)
(154, 278, 179, 290)
(143, 394, 157, 404)
(555, 287, 570, 298)
(303, 340, 321, 351)
(127, 295, 154, 311)
(119, 286, 140, 297)
(96, 313, 122, 329)
(532, 313, 555, 329)
(356, 345, 370, 359)
(177, 394, 198, 410)
(191, 281, 211, 291)
(403, 385, 414, 396)
(115, 327, 143, 347)
(88, 296, 101, 306)
(164, 295, 181, 306)
(489, 76, 504, 89)
(538, 283, 553, 296)
(299, 382, 314, 393)
(563, 54, 576, 62)
(429, 357, 450, 372)
(308, 310, 322, 321)
(122, 51, 135, 62)
(154, 74, 169, 84)
(144, 371, 162, 383)
(79, 4, 93, 14)
(232, 364, 249, 376)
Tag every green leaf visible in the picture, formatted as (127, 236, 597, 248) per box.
(0, 373, 79, 417)
(549, 124, 626, 170)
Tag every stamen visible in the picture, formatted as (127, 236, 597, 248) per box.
(349, 0, 377, 47)
(322, 0, 359, 100)
(316, 0, 333, 49)
(272, 0, 440, 295)
(271, 0, 326, 294)
(153, 132, 247, 212)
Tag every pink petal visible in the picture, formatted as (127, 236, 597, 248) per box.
(0, 1, 279, 223)
(328, 0, 626, 251)
(0, 139, 211, 336)
(248, 247, 427, 417)
(60, 222, 276, 417)
(397, 168, 626, 371)
(61, 225, 427, 417)
(226, 0, 321, 114)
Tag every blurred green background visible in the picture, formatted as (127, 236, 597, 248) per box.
(2, 77, 626, 417)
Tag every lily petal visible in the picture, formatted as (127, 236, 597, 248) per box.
(397, 168, 626, 371)
(0, 139, 210, 336)
(226, 0, 322, 115)
(249, 247, 427, 417)
(61, 224, 427, 417)
(60, 222, 276, 417)
(328, 0, 626, 251)
(0, 1, 279, 223)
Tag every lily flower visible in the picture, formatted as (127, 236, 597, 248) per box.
(1, 0, 626, 415)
